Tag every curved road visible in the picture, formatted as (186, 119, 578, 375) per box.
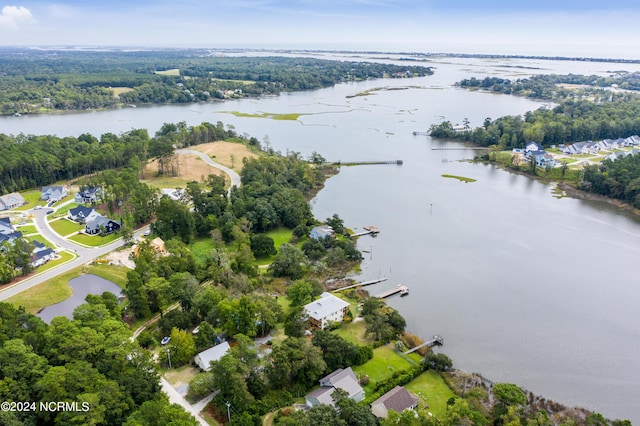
(176, 148, 241, 194)
(0, 207, 148, 301)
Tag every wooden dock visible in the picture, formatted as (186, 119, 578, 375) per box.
(350, 225, 380, 237)
(403, 335, 444, 354)
(375, 284, 409, 298)
(413, 131, 429, 136)
(332, 277, 388, 292)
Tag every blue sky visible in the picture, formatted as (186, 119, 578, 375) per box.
(1, 1, 639, 58)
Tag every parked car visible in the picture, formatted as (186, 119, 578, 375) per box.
(143, 229, 151, 236)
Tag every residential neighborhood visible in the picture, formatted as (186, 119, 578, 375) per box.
(514, 135, 640, 168)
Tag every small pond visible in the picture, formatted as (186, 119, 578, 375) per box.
(37, 274, 123, 323)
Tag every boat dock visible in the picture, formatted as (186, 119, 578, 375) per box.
(375, 284, 409, 298)
(350, 225, 380, 237)
(332, 277, 388, 292)
(403, 335, 444, 354)
(331, 160, 403, 166)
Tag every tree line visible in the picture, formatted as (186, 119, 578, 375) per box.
(430, 76, 640, 149)
(0, 48, 433, 115)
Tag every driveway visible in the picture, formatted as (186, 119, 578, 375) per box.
(176, 149, 241, 194)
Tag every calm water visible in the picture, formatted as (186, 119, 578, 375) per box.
(4, 54, 640, 422)
(37, 274, 122, 323)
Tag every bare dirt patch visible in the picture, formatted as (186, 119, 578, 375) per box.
(104, 248, 135, 269)
(142, 155, 225, 188)
(193, 141, 259, 172)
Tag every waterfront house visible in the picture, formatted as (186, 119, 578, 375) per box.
(310, 225, 334, 240)
(535, 153, 557, 168)
(303, 292, 350, 330)
(85, 216, 121, 235)
(370, 386, 420, 419)
(68, 205, 101, 223)
(0, 192, 25, 211)
(74, 186, 103, 204)
(305, 367, 365, 408)
(194, 341, 230, 371)
(41, 186, 67, 201)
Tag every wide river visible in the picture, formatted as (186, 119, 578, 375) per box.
(2, 53, 640, 422)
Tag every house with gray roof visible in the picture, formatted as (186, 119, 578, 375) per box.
(305, 367, 365, 408)
(371, 386, 420, 419)
(85, 215, 121, 235)
(0, 217, 15, 234)
(310, 225, 334, 240)
(0, 192, 25, 211)
(304, 292, 350, 330)
(68, 205, 101, 223)
(41, 186, 67, 201)
(74, 186, 103, 204)
(194, 341, 230, 371)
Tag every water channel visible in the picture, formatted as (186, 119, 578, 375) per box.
(4, 53, 640, 421)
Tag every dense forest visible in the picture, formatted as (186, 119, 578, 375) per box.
(0, 48, 432, 115)
(0, 121, 240, 195)
(0, 301, 199, 425)
(581, 154, 640, 208)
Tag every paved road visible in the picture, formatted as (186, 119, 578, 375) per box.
(176, 148, 241, 193)
(0, 207, 148, 301)
(160, 377, 213, 426)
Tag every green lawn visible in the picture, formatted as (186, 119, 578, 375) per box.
(254, 227, 295, 266)
(51, 202, 81, 218)
(26, 234, 52, 248)
(353, 345, 413, 392)
(12, 189, 43, 211)
(405, 371, 456, 419)
(15, 225, 37, 235)
(85, 263, 129, 288)
(69, 232, 120, 247)
(37, 250, 75, 273)
(333, 319, 373, 346)
(6, 262, 128, 314)
(49, 218, 84, 236)
(190, 237, 216, 268)
(6, 265, 82, 313)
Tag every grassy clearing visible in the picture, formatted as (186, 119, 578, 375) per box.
(51, 202, 81, 218)
(110, 87, 134, 96)
(155, 68, 180, 76)
(442, 174, 476, 183)
(85, 263, 129, 288)
(49, 218, 84, 236)
(15, 225, 37, 235)
(69, 232, 120, 247)
(6, 262, 127, 314)
(164, 364, 199, 387)
(222, 111, 304, 121)
(6, 266, 82, 313)
(26, 234, 53, 248)
(190, 237, 216, 268)
(141, 174, 192, 189)
(405, 371, 456, 419)
(353, 345, 414, 393)
(253, 227, 294, 267)
(334, 320, 373, 346)
(13, 189, 43, 211)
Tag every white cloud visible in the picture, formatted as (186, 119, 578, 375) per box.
(0, 5, 34, 30)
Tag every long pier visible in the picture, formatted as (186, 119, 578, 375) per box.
(331, 160, 403, 166)
(413, 131, 429, 136)
(332, 277, 388, 292)
(350, 225, 380, 237)
(375, 284, 409, 298)
(403, 335, 444, 354)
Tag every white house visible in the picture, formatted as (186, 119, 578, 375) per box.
(0, 192, 25, 211)
(194, 341, 230, 371)
(310, 225, 334, 240)
(41, 186, 67, 201)
(305, 367, 365, 408)
(371, 386, 420, 419)
(303, 292, 350, 330)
